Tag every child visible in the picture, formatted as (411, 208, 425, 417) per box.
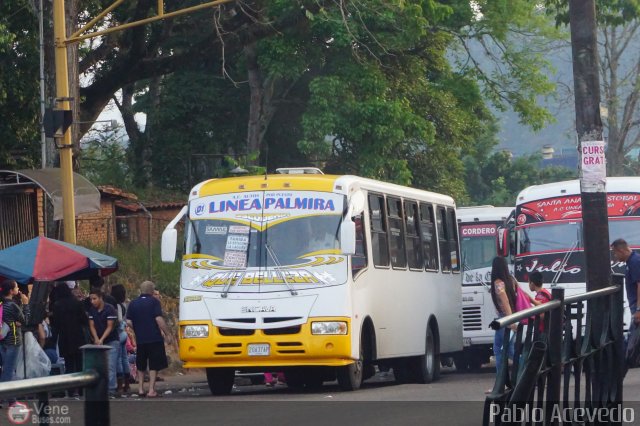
(528, 272, 552, 331)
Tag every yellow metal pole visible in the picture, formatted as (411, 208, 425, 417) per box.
(53, 0, 77, 244)
(66, 0, 234, 44)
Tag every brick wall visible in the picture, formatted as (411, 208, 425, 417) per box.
(116, 207, 184, 245)
(76, 199, 115, 250)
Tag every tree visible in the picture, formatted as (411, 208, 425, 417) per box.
(463, 148, 577, 206)
(547, 0, 640, 174)
(79, 126, 131, 188)
(599, 14, 640, 174)
(0, 1, 40, 168)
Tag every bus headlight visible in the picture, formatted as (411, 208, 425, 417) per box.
(182, 325, 209, 338)
(311, 321, 348, 335)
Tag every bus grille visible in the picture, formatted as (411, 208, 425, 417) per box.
(462, 306, 483, 331)
(263, 326, 301, 335)
(219, 328, 255, 336)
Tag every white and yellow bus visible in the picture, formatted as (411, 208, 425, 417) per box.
(161, 168, 463, 394)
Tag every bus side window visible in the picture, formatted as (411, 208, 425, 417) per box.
(352, 213, 368, 276)
(437, 206, 451, 272)
(419, 203, 439, 271)
(387, 197, 407, 269)
(447, 208, 460, 272)
(368, 194, 390, 267)
(404, 200, 423, 270)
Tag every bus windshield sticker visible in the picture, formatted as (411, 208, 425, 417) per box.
(229, 225, 250, 234)
(226, 235, 249, 251)
(223, 251, 247, 268)
(205, 225, 227, 235)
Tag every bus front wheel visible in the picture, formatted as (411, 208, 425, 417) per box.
(337, 346, 363, 391)
(413, 324, 440, 384)
(206, 368, 235, 395)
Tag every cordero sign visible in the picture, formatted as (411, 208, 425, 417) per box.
(460, 224, 497, 237)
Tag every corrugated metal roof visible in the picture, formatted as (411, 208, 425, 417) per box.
(0, 168, 100, 220)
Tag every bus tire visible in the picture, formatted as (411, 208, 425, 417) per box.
(206, 368, 235, 396)
(414, 323, 440, 384)
(337, 347, 363, 391)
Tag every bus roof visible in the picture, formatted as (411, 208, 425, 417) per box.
(516, 177, 640, 205)
(191, 174, 455, 206)
(456, 206, 514, 223)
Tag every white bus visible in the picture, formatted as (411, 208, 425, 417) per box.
(455, 206, 514, 370)
(161, 169, 463, 394)
(514, 178, 640, 317)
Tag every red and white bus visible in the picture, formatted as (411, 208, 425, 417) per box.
(514, 178, 640, 310)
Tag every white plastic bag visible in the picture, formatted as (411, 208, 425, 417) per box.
(15, 331, 51, 379)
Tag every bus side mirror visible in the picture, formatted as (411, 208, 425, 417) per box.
(497, 228, 510, 257)
(161, 228, 178, 262)
(161, 205, 187, 263)
(340, 218, 356, 256)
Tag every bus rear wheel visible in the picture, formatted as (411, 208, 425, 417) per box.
(206, 368, 235, 395)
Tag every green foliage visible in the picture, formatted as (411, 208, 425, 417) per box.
(106, 242, 181, 298)
(463, 150, 577, 206)
(546, 0, 640, 26)
(133, 70, 249, 190)
(0, 1, 40, 168)
(79, 128, 132, 188)
(449, 0, 561, 130)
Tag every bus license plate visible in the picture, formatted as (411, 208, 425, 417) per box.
(463, 338, 472, 347)
(248, 343, 270, 356)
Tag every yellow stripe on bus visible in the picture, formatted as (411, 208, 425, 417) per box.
(198, 175, 340, 196)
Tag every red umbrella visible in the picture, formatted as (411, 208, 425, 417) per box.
(0, 237, 118, 284)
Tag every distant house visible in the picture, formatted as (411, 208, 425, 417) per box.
(540, 146, 579, 170)
(111, 193, 185, 245)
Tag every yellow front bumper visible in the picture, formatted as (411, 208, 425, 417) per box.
(179, 317, 353, 368)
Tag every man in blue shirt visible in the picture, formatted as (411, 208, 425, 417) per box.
(612, 238, 640, 322)
(126, 281, 169, 398)
(88, 289, 119, 396)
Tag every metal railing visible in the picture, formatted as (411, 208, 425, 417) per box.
(0, 344, 110, 426)
(483, 274, 625, 425)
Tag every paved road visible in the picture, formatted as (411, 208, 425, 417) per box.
(20, 367, 640, 425)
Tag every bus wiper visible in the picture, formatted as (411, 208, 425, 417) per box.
(552, 240, 578, 285)
(265, 243, 298, 296)
(462, 253, 490, 291)
(221, 268, 246, 298)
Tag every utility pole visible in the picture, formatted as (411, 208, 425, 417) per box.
(53, 0, 76, 243)
(51, 0, 234, 244)
(569, 0, 610, 292)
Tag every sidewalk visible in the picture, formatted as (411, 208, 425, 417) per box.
(121, 370, 208, 397)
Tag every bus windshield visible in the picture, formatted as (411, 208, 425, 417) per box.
(461, 236, 496, 270)
(186, 214, 342, 267)
(609, 218, 640, 247)
(517, 218, 640, 255)
(517, 221, 581, 255)
(181, 190, 348, 293)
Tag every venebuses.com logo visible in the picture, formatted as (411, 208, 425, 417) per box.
(7, 402, 30, 424)
(7, 401, 71, 424)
